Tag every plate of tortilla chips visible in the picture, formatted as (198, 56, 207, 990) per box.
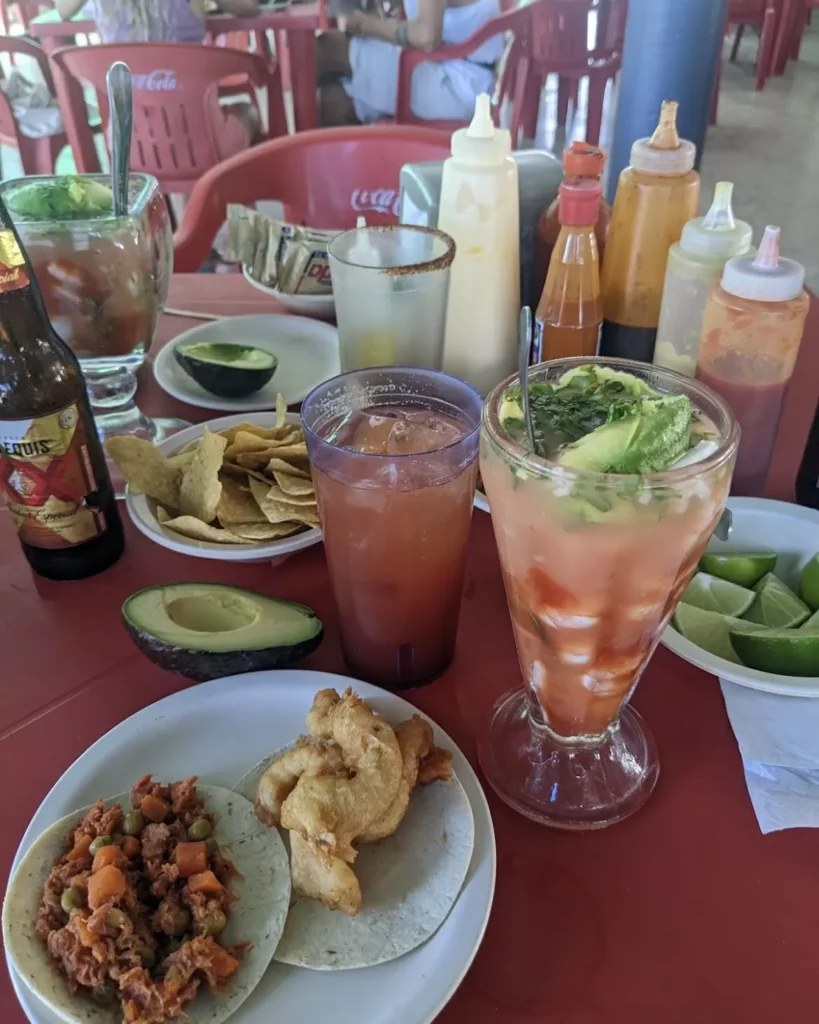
(107, 398, 322, 562)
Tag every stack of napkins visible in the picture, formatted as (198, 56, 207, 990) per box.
(721, 679, 819, 832)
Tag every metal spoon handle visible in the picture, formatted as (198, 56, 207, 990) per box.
(106, 61, 132, 218)
(518, 306, 535, 453)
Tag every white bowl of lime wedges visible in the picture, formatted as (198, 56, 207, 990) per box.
(661, 497, 819, 697)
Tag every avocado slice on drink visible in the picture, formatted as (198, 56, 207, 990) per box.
(122, 582, 322, 682)
(174, 341, 278, 398)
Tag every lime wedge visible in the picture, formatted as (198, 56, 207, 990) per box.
(672, 604, 746, 664)
(799, 609, 819, 632)
(799, 553, 819, 612)
(743, 573, 811, 628)
(698, 551, 777, 588)
(728, 628, 819, 677)
(680, 572, 755, 617)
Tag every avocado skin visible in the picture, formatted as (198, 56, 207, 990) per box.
(124, 619, 324, 682)
(174, 347, 277, 399)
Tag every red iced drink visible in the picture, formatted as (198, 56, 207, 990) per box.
(302, 369, 482, 688)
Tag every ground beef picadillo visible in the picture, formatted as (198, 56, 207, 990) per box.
(34, 776, 242, 1024)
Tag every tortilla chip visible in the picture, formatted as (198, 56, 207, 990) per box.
(105, 436, 180, 508)
(160, 513, 254, 544)
(224, 521, 305, 541)
(165, 450, 196, 473)
(216, 475, 270, 524)
(273, 471, 315, 497)
(179, 427, 226, 522)
(248, 477, 319, 525)
(266, 457, 311, 479)
(276, 393, 288, 429)
(219, 418, 292, 445)
(265, 443, 308, 463)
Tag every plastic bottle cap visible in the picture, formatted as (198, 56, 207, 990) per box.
(629, 100, 696, 175)
(679, 181, 753, 259)
(450, 92, 511, 165)
(346, 217, 383, 267)
(721, 225, 805, 301)
(558, 178, 602, 225)
(563, 141, 605, 179)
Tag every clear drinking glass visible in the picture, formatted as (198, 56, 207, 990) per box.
(302, 366, 481, 688)
(328, 225, 455, 372)
(0, 174, 187, 459)
(479, 357, 739, 829)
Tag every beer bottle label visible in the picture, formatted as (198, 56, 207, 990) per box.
(0, 404, 108, 549)
(0, 229, 29, 293)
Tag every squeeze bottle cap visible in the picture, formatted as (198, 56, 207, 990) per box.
(345, 215, 384, 267)
(451, 93, 511, 164)
(563, 141, 605, 179)
(629, 100, 696, 175)
(721, 225, 805, 301)
(558, 178, 602, 225)
(679, 181, 753, 259)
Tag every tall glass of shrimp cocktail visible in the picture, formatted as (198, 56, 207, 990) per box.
(480, 358, 739, 829)
(302, 367, 482, 689)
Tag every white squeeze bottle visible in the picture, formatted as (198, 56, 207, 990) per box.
(438, 93, 520, 396)
(653, 181, 752, 377)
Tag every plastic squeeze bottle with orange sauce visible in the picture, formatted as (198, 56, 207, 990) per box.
(533, 179, 602, 363)
(696, 225, 809, 497)
(599, 100, 700, 362)
(532, 142, 609, 304)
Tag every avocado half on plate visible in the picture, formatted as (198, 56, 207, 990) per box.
(123, 582, 322, 682)
(174, 341, 278, 398)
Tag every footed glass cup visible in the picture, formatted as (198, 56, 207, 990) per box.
(479, 357, 739, 829)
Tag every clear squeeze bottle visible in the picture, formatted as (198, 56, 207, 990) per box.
(532, 141, 609, 303)
(696, 226, 809, 497)
(599, 100, 700, 362)
(533, 179, 602, 363)
(439, 93, 520, 396)
(653, 181, 752, 377)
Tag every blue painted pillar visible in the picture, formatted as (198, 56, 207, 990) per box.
(606, 0, 728, 202)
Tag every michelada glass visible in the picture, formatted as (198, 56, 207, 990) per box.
(480, 357, 739, 829)
(302, 366, 482, 688)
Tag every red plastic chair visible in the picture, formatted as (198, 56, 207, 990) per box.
(50, 42, 287, 194)
(173, 125, 453, 272)
(517, 0, 626, 145)
(393, 4, 532, 138)
(710, 0, 778, 123)
(0, 37, 68, 175)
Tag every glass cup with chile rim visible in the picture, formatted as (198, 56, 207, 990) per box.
(478, 357, 739, 829)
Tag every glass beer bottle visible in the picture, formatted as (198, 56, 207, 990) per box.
(0, 195, 124, 580)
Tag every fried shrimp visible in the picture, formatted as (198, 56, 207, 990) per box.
(254, 738, 346, 827)
(281, 689, 402, 862)
(358, 716, 434, 843)
(289, 832, 362, 916)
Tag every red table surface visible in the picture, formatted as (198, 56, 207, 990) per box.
(2, 275, 819, 1024)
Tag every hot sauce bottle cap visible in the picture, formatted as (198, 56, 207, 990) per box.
(451, 92, 511, 165)
(679, 181, 753, 259)
(563, 141, 605, 179)
(558, 179, 603, 226)
(721, 225, 805, 302)
(629, 100, 696, 175)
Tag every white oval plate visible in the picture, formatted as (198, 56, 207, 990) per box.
(661, 497, 819, 697)
(7, 669, 496, 1024)
(125, 411, 322, 563)
(242, 266, 336, 319)
(153, 313, 340, 412)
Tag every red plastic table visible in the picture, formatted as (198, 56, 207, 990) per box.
(29, 5, 320, 133)
(2, 274, 819, 1024)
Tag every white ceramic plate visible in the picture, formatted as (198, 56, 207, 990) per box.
(242, 266, 336, 319)
(661, 497, 819, 697)
(153, 313, 340, 412)
(474, 489, 489, 513)
(125, 411, 322, 563)
(7, 669, 496, 1024)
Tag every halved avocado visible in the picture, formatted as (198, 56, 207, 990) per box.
(122, 582, 322, 682)
(174, 342, 278, 398)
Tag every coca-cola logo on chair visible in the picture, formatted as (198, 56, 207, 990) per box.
(350, 189, 399, 217)
(132, 69, 178, 91)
